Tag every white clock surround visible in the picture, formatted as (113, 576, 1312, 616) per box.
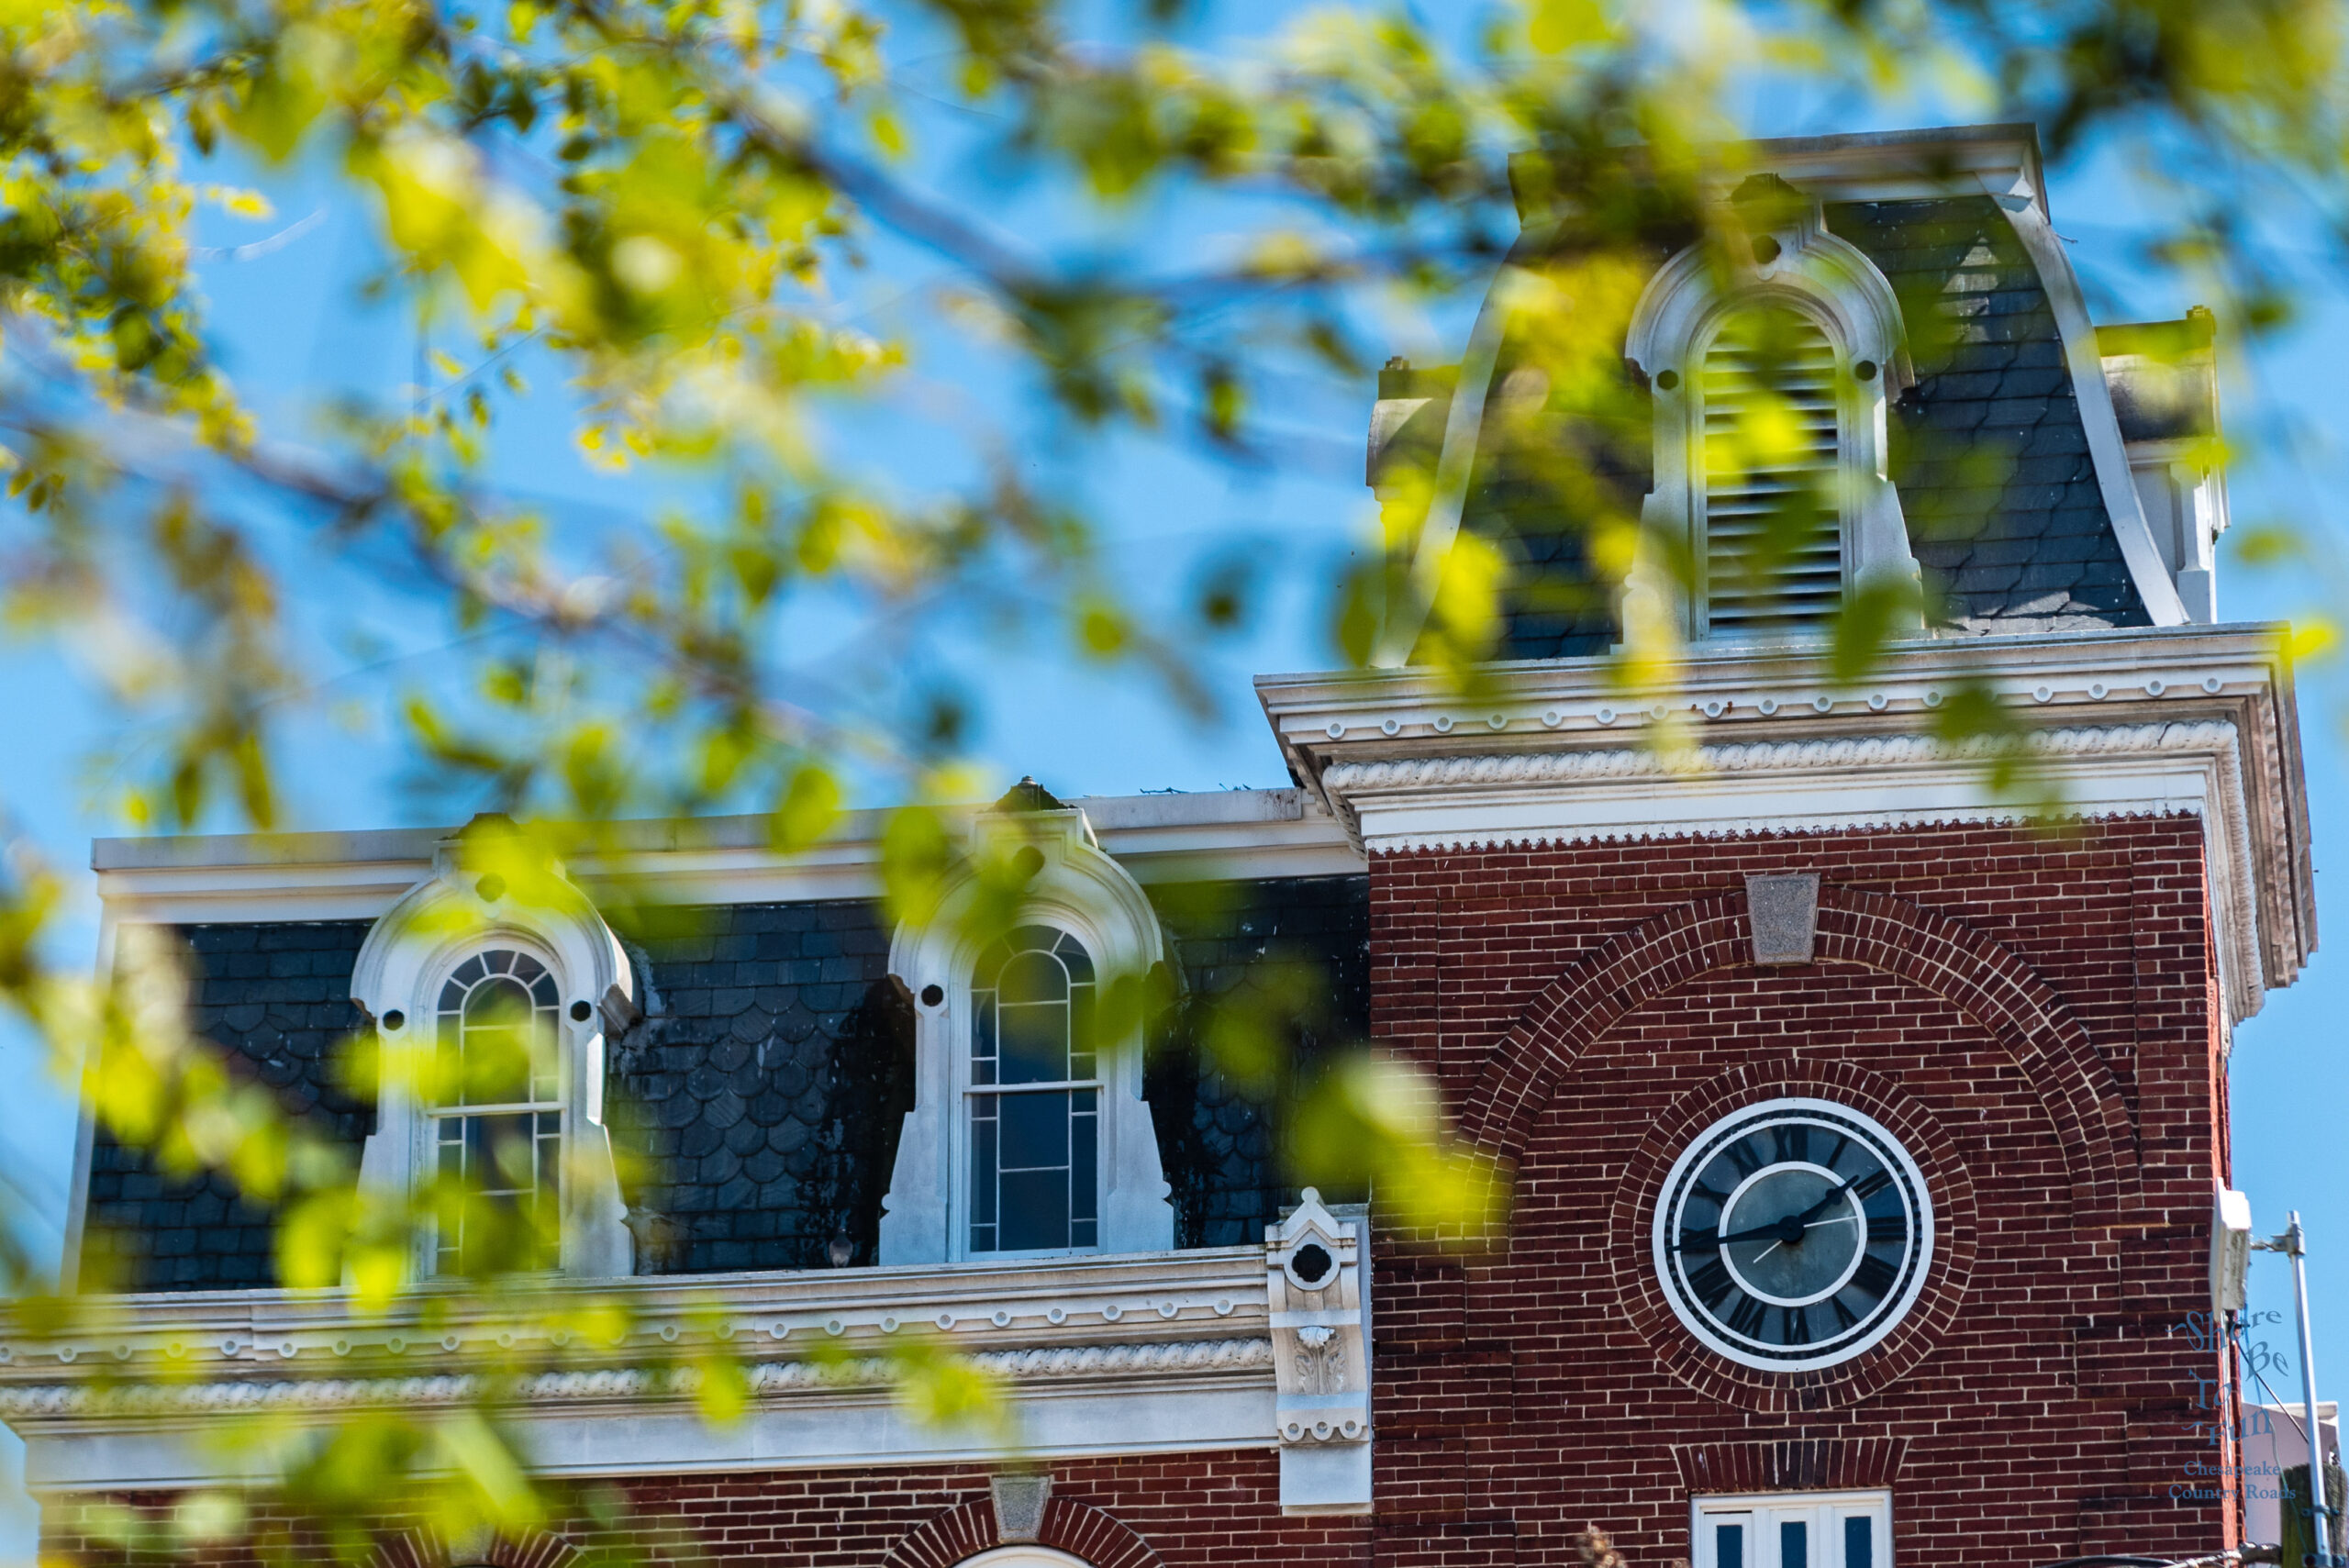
(1652, 1096, 1933, 1373)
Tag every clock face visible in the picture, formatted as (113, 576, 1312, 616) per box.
(1652, 1097, 1932, 1372)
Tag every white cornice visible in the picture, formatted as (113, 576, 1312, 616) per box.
(89, 792, 1364, 926)
(0, 1250, 1290, 1491)
(1259, 628, 2314, 1026)
(0, 1336, 1274, 1419)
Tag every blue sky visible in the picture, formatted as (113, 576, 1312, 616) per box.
(4, 5, 2349, 1552)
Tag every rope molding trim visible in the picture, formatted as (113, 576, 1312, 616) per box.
(0, 1337, 1275, 1418)
(1319, 720, 2242, 792)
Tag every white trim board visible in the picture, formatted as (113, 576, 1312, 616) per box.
(89, 791, 1364, 926)
(15, 1373, 1276, 1492)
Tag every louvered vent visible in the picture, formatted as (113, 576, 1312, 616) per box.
(1700, 310, 1843, 634)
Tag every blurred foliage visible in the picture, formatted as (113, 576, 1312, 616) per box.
(0, 0, 2343, 1555)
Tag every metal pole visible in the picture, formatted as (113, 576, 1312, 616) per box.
(2290, 1213, 2333, 1568)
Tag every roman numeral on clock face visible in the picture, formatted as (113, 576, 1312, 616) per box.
(1866, 1215, 1907, 1243)
(1725, 1138, 1764, 1178)
(1774, 1124, 1809, 1164)
(1782, 1307, 1811, 1345)
(1687, 1258, 1736, 1307)
(1850, 1168, 1892, 1200)
(1724, 1290, 1768, 1340)
(1850, 1252, 1898, 1299)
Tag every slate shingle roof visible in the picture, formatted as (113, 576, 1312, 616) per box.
(83, 922, 373, 1293)
(606, 900, 909, 1273)
(1829, 196, 2151, 634)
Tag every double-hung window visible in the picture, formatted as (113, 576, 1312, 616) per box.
(968, 925, 1100, 1254)
(1694, 1491, 1891, 1568)
(431, 948, 564, 1275)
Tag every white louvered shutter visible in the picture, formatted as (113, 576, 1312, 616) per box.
(1699, 310, 1844, 634)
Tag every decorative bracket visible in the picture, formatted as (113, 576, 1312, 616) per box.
(1268, 1188, 1372, 1516)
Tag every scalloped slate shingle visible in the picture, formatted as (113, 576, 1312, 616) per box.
(606, 900, 910, 1274)
(83, 922, 373, 1293)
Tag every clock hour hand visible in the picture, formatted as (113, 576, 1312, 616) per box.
(1675, 1218, 1804, 1251)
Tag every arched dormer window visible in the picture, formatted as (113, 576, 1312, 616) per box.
(881, 794, 1175, 1265)
(351, 826, 636, 1281)
(1625, 176, 1923, 646)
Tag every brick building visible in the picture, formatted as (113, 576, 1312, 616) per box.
(9, 124, 2317, 1568)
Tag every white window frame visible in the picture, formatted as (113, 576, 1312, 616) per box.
(1694, 1489, 1892, 1568)
(881, 805, 1176, 1265)
(953, 1551, 1093, 1568)
(350, 838, 636, 1281)
(1623, 183, 1923, 648)
(421, 939, 569, 1277)
(964, 923, 1107, 1257)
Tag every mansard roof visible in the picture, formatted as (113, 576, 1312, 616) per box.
(78, 794, 1369, 1294)
(1367, 123, 2210, 660)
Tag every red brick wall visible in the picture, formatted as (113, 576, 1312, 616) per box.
(1369, 817, 2233, 1568)
(40, 1451, 1369, 1568)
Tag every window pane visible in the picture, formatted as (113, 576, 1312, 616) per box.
(973, 996, 997, 1084)
(1000, 1168, 1070, 1251)
(1717, 1525, 1744, 1568)
(1055, 930, 1094, 984)
(1072, 1090, 1098, 1224)
(1001, 1090, 1069, 1170)
(971, 1105, 998, 1230)
(1070, 984, 1095, 1081)
(997, 949, 1065, 1005)
(998, 1000, 1067, 1084)
(1780, 1520, 1808, 1568)
(1842, 1518, 1871, 1568)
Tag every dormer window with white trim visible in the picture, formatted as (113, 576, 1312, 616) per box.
(1625, 175, 1924, 646)
(881, 792, 1176, 1265)
(351, 835, 637, 1281)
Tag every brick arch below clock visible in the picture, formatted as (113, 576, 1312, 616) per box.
(1455, 883, 2142, 1227)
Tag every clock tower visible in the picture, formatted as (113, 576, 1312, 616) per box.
(1258, 124, 2315, 1568)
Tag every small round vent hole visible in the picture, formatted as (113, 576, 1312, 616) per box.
(1654, 369, 1680, 391)
(1854, 359, 1878, 382)
(919, 984, 945, 1007)
(381, 1010, 406, 1032)
(1291, 1243, 1335, 1286)
(570, 1000, 593, 1023)
(475, 874, 506, 902)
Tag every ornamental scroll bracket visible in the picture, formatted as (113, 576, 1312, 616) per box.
(1268, 1187, 1372, 1517)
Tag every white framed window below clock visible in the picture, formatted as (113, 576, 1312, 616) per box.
(1694, 1490, 1890, 1568)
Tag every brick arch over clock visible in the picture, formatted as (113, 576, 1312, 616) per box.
(1456, 882, 2143, 1223)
